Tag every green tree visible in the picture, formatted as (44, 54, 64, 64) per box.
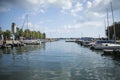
(4, 30, 11, 40)
(24, 29, 31, 38)
(38, 31, 41, 39)
(0, 27, 3, 40)
(42, 33, 46, 39)
(0, 27, 3, 36)
(22, 29, 46, 39)
(106, 22, 120, 40)
(31, 31, 36, 39)
(19, 29, 24, 37)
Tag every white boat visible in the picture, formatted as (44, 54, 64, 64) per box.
(82, 41, 93, 47)
(65, 39, 76, 42)
(92, 43, 120, 50)
(90, 40, 120, 50)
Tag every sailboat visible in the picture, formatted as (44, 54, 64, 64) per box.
(20, 14, 41, 45)
(90, 2, 120, 50)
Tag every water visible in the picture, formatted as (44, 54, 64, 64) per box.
(0, 40, 120, 80)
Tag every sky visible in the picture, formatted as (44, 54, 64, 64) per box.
(0, 0, 120, 38)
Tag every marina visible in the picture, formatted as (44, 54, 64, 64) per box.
(0, 40, 120, 80)
(0, 0, 120, 80)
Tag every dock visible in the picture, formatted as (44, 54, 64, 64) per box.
(103, 49, 120, 57)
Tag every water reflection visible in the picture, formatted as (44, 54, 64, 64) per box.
(0, 43, 46, 54)
(0, 41, 120, 80)
(0, 48, 11, 54)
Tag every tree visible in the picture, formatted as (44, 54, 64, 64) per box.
(19, 29, 24, 37)
(106, 22, 120, 40)
(0, 27, 3, 36)
(24, 29, 31, 39)
(42, 33, 46, 39)
(37, 31, 41, 39)
(0, 27, 3, 40)
(31, 31, 36, 39)
(18, 28, 46, 39)
(4, 30, 11, 40)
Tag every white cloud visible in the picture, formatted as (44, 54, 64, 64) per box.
(39, 9, 45, 13)
(48, 0, 57, 4)
(43, 20, 105, 38)
(71, 2, 83, 16)
(1, 0, 120, 14)
(1, 0, 120, 38)
(19, 17, 106, 38)
(45, 0, 73, 10)
(87, 0, 120, 13)
(0, 0, 73, 15)
(87, 11, 105, 20)
(87, 1, 92, 9)
(22, 22, 46, 33)
(60, 0, 72, 10)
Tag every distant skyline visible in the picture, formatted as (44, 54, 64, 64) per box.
(0, 0, 120, 38)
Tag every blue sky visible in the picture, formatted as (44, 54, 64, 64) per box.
(0, 0, 120, 38)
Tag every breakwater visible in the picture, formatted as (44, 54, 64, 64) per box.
(0, 40, 41, 49)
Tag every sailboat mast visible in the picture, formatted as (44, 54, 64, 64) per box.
(106, 8, 110, 40)
(27, 14, 28, 30)
(110, 2, 116, 43)
(26, 14, 28, 38)
(104, 19, 107, 38)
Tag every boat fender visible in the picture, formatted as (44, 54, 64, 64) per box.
(105, 44, 108, 46)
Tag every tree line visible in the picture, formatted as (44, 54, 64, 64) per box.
(106, 21, 120, 40)
(0, 27, 46, 40)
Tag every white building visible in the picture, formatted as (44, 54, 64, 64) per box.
(11, 22, 16, 34)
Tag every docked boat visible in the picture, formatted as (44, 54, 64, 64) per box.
(81, 41, 93, 47)
(65, 39, 76, 42)
(90, 40, 120, 50)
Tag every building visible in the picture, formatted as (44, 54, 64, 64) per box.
(11, 22, 16, 34)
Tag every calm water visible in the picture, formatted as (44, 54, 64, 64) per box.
(0, 40, 120, 80)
